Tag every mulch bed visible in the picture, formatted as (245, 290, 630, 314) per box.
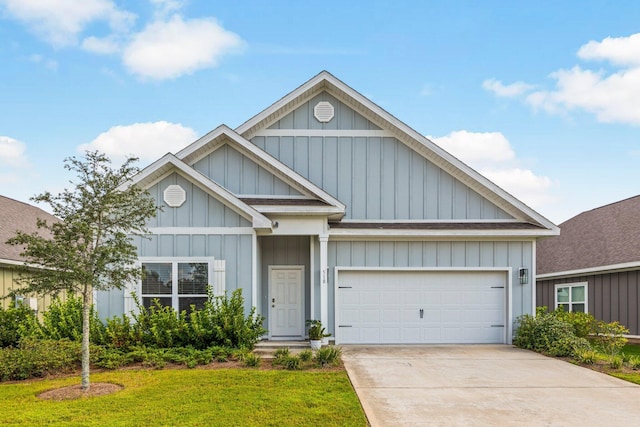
(38, 382, 123, 400)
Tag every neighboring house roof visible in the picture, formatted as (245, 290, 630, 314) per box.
(537, 195, 640, 277)
(0, 195, 58, 265)
(236, 70, 558, 234)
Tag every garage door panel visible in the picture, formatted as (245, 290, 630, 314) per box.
(337, 271, 507, 344)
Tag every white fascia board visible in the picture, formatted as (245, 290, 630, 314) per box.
(537, 261, 640, 280)
(0, 258, 50, 271)
(235, 71, 558, 233)
(252, 206, 344, 215)
(177, 125, 345, 214)
(328, 228, 558, 238)
(122, 153, 272, 230)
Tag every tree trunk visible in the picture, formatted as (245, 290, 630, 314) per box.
(81, 288, 91, 390)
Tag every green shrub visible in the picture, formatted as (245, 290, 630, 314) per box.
(298, 349, 313, 362)
(210, 346, 232, 362)
(514, 308, 587, 356)
(0, 303, 40, 348)
(202, 289, 266, 350)
(314, 346, 342, 368)
(131, 297, 189, 348)
(0, 339, 81, 381)
(552, 308, 597, 338)
(609, 355, 624, 369)
(91, 346, 133, 369)
(629, 355, 640, 370)
(281, 355, 301, 370)
(40, 296, 105, 344)
(592, 320, 628, 357)
(242, 352, 261, 368)
(104, 314, 138, 349)
(273, 348, 290, 360)
(575, 348, 597, 365)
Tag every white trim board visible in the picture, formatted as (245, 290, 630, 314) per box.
(146, 227, 256, 235)
(254, 129, 395, 137)
(537, 261, 640, 280)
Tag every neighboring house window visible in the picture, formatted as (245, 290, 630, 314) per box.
(555, 283, 588, 313)
(141, 260, 211, 312)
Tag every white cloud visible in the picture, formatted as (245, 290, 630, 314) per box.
(429, 131, 554, 210)
(486, 33, 640, 126)
(0, 136, 29, 167)
(150, 0, 184, 18)
(81, 36, 120, 54)
(122, 15, 245, 80)
(78, 121, 198, 162)
(428, 130, 515, 167)
(577, 33, 640, 66)
(0, 0, 135, 47)
(482, 79, 534, 97)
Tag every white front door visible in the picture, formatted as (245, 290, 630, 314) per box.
(269, 266, 304, 338)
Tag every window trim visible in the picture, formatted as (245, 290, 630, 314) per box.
(554, 282, 588, 313)
(139, 257, 215, 312)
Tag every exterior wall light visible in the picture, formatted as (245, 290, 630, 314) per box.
(519, 268, 529, 285)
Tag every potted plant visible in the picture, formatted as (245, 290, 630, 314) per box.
(306, 319, 331, 350)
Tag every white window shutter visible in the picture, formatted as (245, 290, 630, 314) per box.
(124, 267, 142, 315)
(213, 260, 226, 296)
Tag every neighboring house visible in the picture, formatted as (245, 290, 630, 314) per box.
(0, 195, 59, 313)
(537, 196, 640, 335)
(96, 71, 558, 344)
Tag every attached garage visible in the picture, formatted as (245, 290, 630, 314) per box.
(335, 269, 509, 344)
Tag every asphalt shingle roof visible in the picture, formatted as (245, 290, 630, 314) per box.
(0, 195, 58, 263)
(537, 195, 640, 275)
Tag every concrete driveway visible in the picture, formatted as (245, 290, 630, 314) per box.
(342, 345, 640, 426)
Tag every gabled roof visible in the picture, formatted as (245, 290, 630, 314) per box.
(0, 195, 59, 265)
(121, 153, 273, 230)
(538, 195, 640, 276)
(176, 125, 345, 218)
(235, 71, 558, 234)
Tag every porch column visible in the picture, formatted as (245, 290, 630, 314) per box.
(319, 234, 329, 339)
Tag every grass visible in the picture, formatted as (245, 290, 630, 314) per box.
(622, 343, 640, 357)
(0, 369, 367, 426)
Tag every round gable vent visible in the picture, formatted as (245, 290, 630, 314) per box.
(314, 101, 335, 123)
(163, 184, 186, 207)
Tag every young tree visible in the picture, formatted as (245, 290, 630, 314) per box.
(7, 151, 157, 390)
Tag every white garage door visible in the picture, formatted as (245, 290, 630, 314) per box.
(336, 270, 507, 344)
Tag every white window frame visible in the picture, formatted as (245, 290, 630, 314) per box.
(139, 257, 217, 312)
(554, 282, 588, 313)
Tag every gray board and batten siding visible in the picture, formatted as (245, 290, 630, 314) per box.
(538, 271, 640, 336)
(192, 145, 302, 197)
(95, 172, 255, 319)
(251, 95, 512, 221)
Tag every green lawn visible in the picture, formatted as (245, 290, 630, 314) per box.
(0, 369, 368, 426)
(622, 343, 640, 357)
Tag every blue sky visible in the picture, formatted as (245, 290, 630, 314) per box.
(1, 0, 639, 224)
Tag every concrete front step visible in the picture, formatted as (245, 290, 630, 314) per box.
(254, 340, 311, 358)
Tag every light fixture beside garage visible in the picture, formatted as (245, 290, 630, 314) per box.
(518, 268, 529, 285)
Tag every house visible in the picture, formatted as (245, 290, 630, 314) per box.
(0, 195, 59, 313)
(96, 71, 558, 344)
(537, 195, 640, 336)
